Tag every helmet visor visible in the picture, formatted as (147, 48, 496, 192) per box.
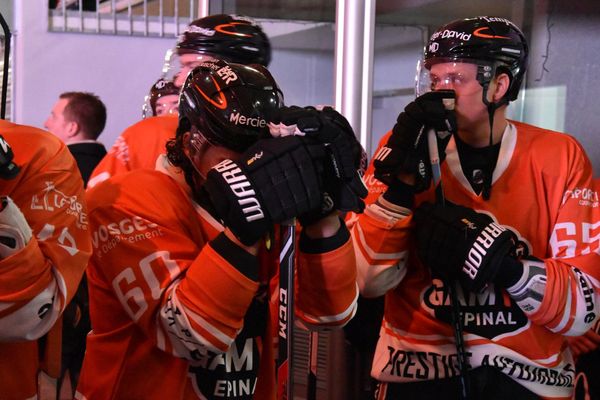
(161, 48, 220, 88)
(415, 58, 482, 97)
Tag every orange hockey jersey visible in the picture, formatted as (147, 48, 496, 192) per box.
(87, 115, 178, 188)
(76, 157, 358, 399)
(0, 121, 92, 399)
(353, 121, 600, 399)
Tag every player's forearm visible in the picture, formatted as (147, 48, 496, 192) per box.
(297, 226, 358, 328)
(352, 199, 413, 298)
(506, 258, 598, 336)
(0, 240, 67, 340)
(165, 233, 260, 355)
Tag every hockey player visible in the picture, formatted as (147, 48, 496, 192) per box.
(354, 16, 600, 399)
(0, 120, 92, 399)
(76, 60, 362, 399)
(142, 78, 180, 118)
(87, 14, 271, 189)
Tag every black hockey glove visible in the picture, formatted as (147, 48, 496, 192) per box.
(202, 135, 326, 245)
(373, 90, 456, 193)
(413, 201, 518, 292)
(269, 106, 368, 225)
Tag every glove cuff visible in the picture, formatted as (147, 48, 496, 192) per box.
(209, 232, 259, 281)
(494, 256, 524, 288)
(382, 180, 415, 209)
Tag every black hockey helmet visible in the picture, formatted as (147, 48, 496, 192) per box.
(177, 14, 271, 67)
(148, 78, 179, 115)
(142, 78, 179, 118)
(178, 59, 283, 153)
(423, 16, 528, 103)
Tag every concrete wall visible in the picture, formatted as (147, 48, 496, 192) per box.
(526, 0, 600, 173)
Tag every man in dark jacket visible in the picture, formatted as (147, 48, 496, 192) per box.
(45, 91, 107, 187)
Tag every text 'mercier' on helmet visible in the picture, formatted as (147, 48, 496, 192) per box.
(422, 16, 528, 104)
(176, 14, 271, 67)
(178, 59, 283, 153)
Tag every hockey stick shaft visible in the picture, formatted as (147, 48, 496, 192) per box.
(427, 106, 469, 399)
(0, 13, 11, 120)
(427, 128, 444, 205)
(307, 331, 318, 400)
(277, 219, 296, 400)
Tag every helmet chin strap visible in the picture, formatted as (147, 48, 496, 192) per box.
(479, 77, 509, 200)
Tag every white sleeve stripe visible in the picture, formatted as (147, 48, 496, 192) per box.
(87, 171, 110, 189)
(178, 299, 235, 348)
(299, 285, 359, 324)
(0, 279, 61, 340)
(156, 313, 167, 351)
(159, 287, 225, 355)
(355, 222, 407, 260)
(549, 279, 573, 333)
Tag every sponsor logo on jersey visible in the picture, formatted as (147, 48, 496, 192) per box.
(481, 355, 574, 388)
(214, 159, 264, 222)
(421, 278, 528, 339)
(562, 187, 599, 208)
(92, 216, 163, 255)
(574, 267, 597, 323)
(31, 181, 87, 229)
(362, 173, 386, 194)
(379, 343, 575, 388)
(381, 346, 468, 380)
(229, 112, 267, 128)
(189, 327, 262, 399)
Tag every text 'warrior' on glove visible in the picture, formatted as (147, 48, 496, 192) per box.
(268, 106, 368, 224)
(373, 90, 456, 193)
(413, 201, 519, 292)
(202, 135, 327, 245)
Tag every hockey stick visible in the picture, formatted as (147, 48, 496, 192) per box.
(277, 219, 296, 400)
(427, 98, 470, 400)
(0, 12, 11, 120)
(306, 330, 318, 400)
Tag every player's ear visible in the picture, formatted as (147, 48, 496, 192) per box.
(182, 131, 192, 155)
(491, 72, 510, 103)
(66, 120, 80, 137)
